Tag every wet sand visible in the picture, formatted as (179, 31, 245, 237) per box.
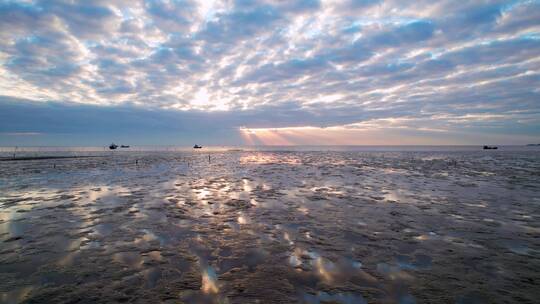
(0, 156, 101, 162)
(0, 151, 539, 303)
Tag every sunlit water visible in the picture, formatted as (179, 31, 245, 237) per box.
(1, 149, 539, 303)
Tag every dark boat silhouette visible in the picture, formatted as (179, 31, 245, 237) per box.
(120, 145, 130, 148)
(109, 143, 118, 150)
(483, 145, 498, 150)
(193, 145, 203, 149)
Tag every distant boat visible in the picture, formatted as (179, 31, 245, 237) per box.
(193, 145, 203, 149)
(109, 143, 118, 150)
(120, 145, 130, 148)
(483, 145, 498, 150)
(526, 144, 540, 146)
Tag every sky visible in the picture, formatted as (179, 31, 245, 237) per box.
(0, 0, 539, 146)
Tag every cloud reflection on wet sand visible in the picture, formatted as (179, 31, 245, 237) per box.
(0, 150, 539, 303)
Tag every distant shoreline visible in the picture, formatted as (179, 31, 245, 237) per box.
(1, 145, 539, 155)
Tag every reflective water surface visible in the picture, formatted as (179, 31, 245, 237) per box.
(1, 150, 539, 303)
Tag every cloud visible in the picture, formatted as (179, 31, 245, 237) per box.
(367, 21, 435, 47)
(441, 37, 540, 66)
(197, 4, 283, 44)
(239, 56, 330, 83)
(145, 0, 198, 31)
(0, 0, 539, 145)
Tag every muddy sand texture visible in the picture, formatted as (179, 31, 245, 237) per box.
(0, 151, 539, 303)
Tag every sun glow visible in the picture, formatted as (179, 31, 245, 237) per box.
(238, 123, 455, 145)
(239, 126, 362, 145)
(189, 88, 230, 110)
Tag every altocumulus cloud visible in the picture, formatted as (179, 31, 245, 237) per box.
(0, 0, 539, 145)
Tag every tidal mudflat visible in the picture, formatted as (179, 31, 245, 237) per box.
(1, 150, 539, 303)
